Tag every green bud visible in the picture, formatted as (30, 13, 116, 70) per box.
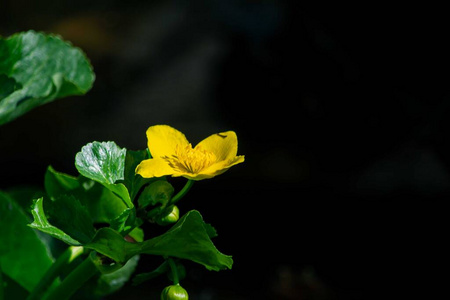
(156, 205, 179, 226)
(161, 284, 189, 300)
(138, 180, 174, 209)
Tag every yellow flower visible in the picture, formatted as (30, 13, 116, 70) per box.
(136, 125, 245, 180)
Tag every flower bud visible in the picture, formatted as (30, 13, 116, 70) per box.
(161, 284, 189, 300)
(156, 205, 179, 226)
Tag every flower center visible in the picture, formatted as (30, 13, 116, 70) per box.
(163, 144, 216, 174)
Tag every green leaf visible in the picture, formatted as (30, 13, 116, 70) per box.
(44, 166, 127, 224)
(127, 227, 144, 243)
(92, 255, 139, 297)
(29, 197, 82, 246)
(0, 74, 21, 99)
(44, 166, 79, 197)
(0, 191, 54, 292)
(109, 208, 136, 234)
(140, 210, 233, 271)
(138, 180, 174, 209)
(45, 195, 96, 244)
(124, 149, 153, 201)
(85, 210, 233, 271)
(75, 141, 132, 208)
(4, 185, 45, 214)
(75, 142, 126, 185)
(0, 272, 29, 300)
(132, 261, 169, 286)
(0, 30, 95, 125)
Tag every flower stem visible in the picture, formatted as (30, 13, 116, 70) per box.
(167, 258, 179, 285)
(170, 180, 194, 205)
(44, 254, 98, 300)
(27, 246, 84, 300)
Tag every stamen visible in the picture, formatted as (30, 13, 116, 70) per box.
(163, 144, 216, 174)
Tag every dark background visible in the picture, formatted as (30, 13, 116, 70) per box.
(1, 1, 448, 299)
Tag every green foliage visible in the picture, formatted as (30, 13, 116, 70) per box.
(124, 149, 153, 201)
(0, 272, 29, 300)
(139, 180, 174, 209)
(83, 255, 140, 297)
(45, 166, 127, 224)
(0, 192, 54, 292)
(45, 195, 96, 244)
(75, 141, 126, 186)
(75, 141, 133, 208)
(0, 30, 95, 125)
(29, 197, 82, 246)
(85, 210, 232, 271)
(0, 30, 235, 299)
(29, 140, 232, 273)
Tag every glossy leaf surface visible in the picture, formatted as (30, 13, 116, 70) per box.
(0, 31, 95, 125)
(75, 141, 132, 208)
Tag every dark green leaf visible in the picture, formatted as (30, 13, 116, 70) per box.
(45, 195, 96, 244)
(93, 255, 139, 297)
(29, 197, 82, 246)
(0, 192, 54, 292)
(132, 261, 169, 286)
(85, 228, 136, 263)
(203, 222, 218, 239)
(0, 266, 3, 300)
(0, 74, 21, 99)
(109, 208, 137, 234)
(45, 166, 127, 224)
(44, 166, 79, 197)
(4, 185, 45, 214)
(0, 272, 29, 300)
(124, 149, 153, 201)
(85, 210, 233, 271)
(0, 30, 95, 125)
(75, 141, 132, 208)
(138, 180, 174, 209)
(140, 210, 233, 271)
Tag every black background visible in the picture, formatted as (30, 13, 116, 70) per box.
(1, 1, 448, 299)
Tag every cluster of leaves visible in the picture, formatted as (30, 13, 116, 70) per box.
(1, 142, 232, 298)
(34, 141, 232, 272)
(0, 31, 232, 299)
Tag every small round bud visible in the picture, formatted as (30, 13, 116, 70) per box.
(157, 205, 180, 226)
(161, 284, 189, 300)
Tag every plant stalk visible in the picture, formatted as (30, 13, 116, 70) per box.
(27, 246, 84, 300)
(167, 258, 179, 285)
(44, 254, 98, 300)
(170, 180, 194, 205)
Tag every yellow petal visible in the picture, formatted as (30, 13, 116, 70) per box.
(198, 155, 245, 179)
(195, 131, 239, 162)
(147, 125, 189, 158)
(164, 159, 243, 181)
(135, 158, 175, 178)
